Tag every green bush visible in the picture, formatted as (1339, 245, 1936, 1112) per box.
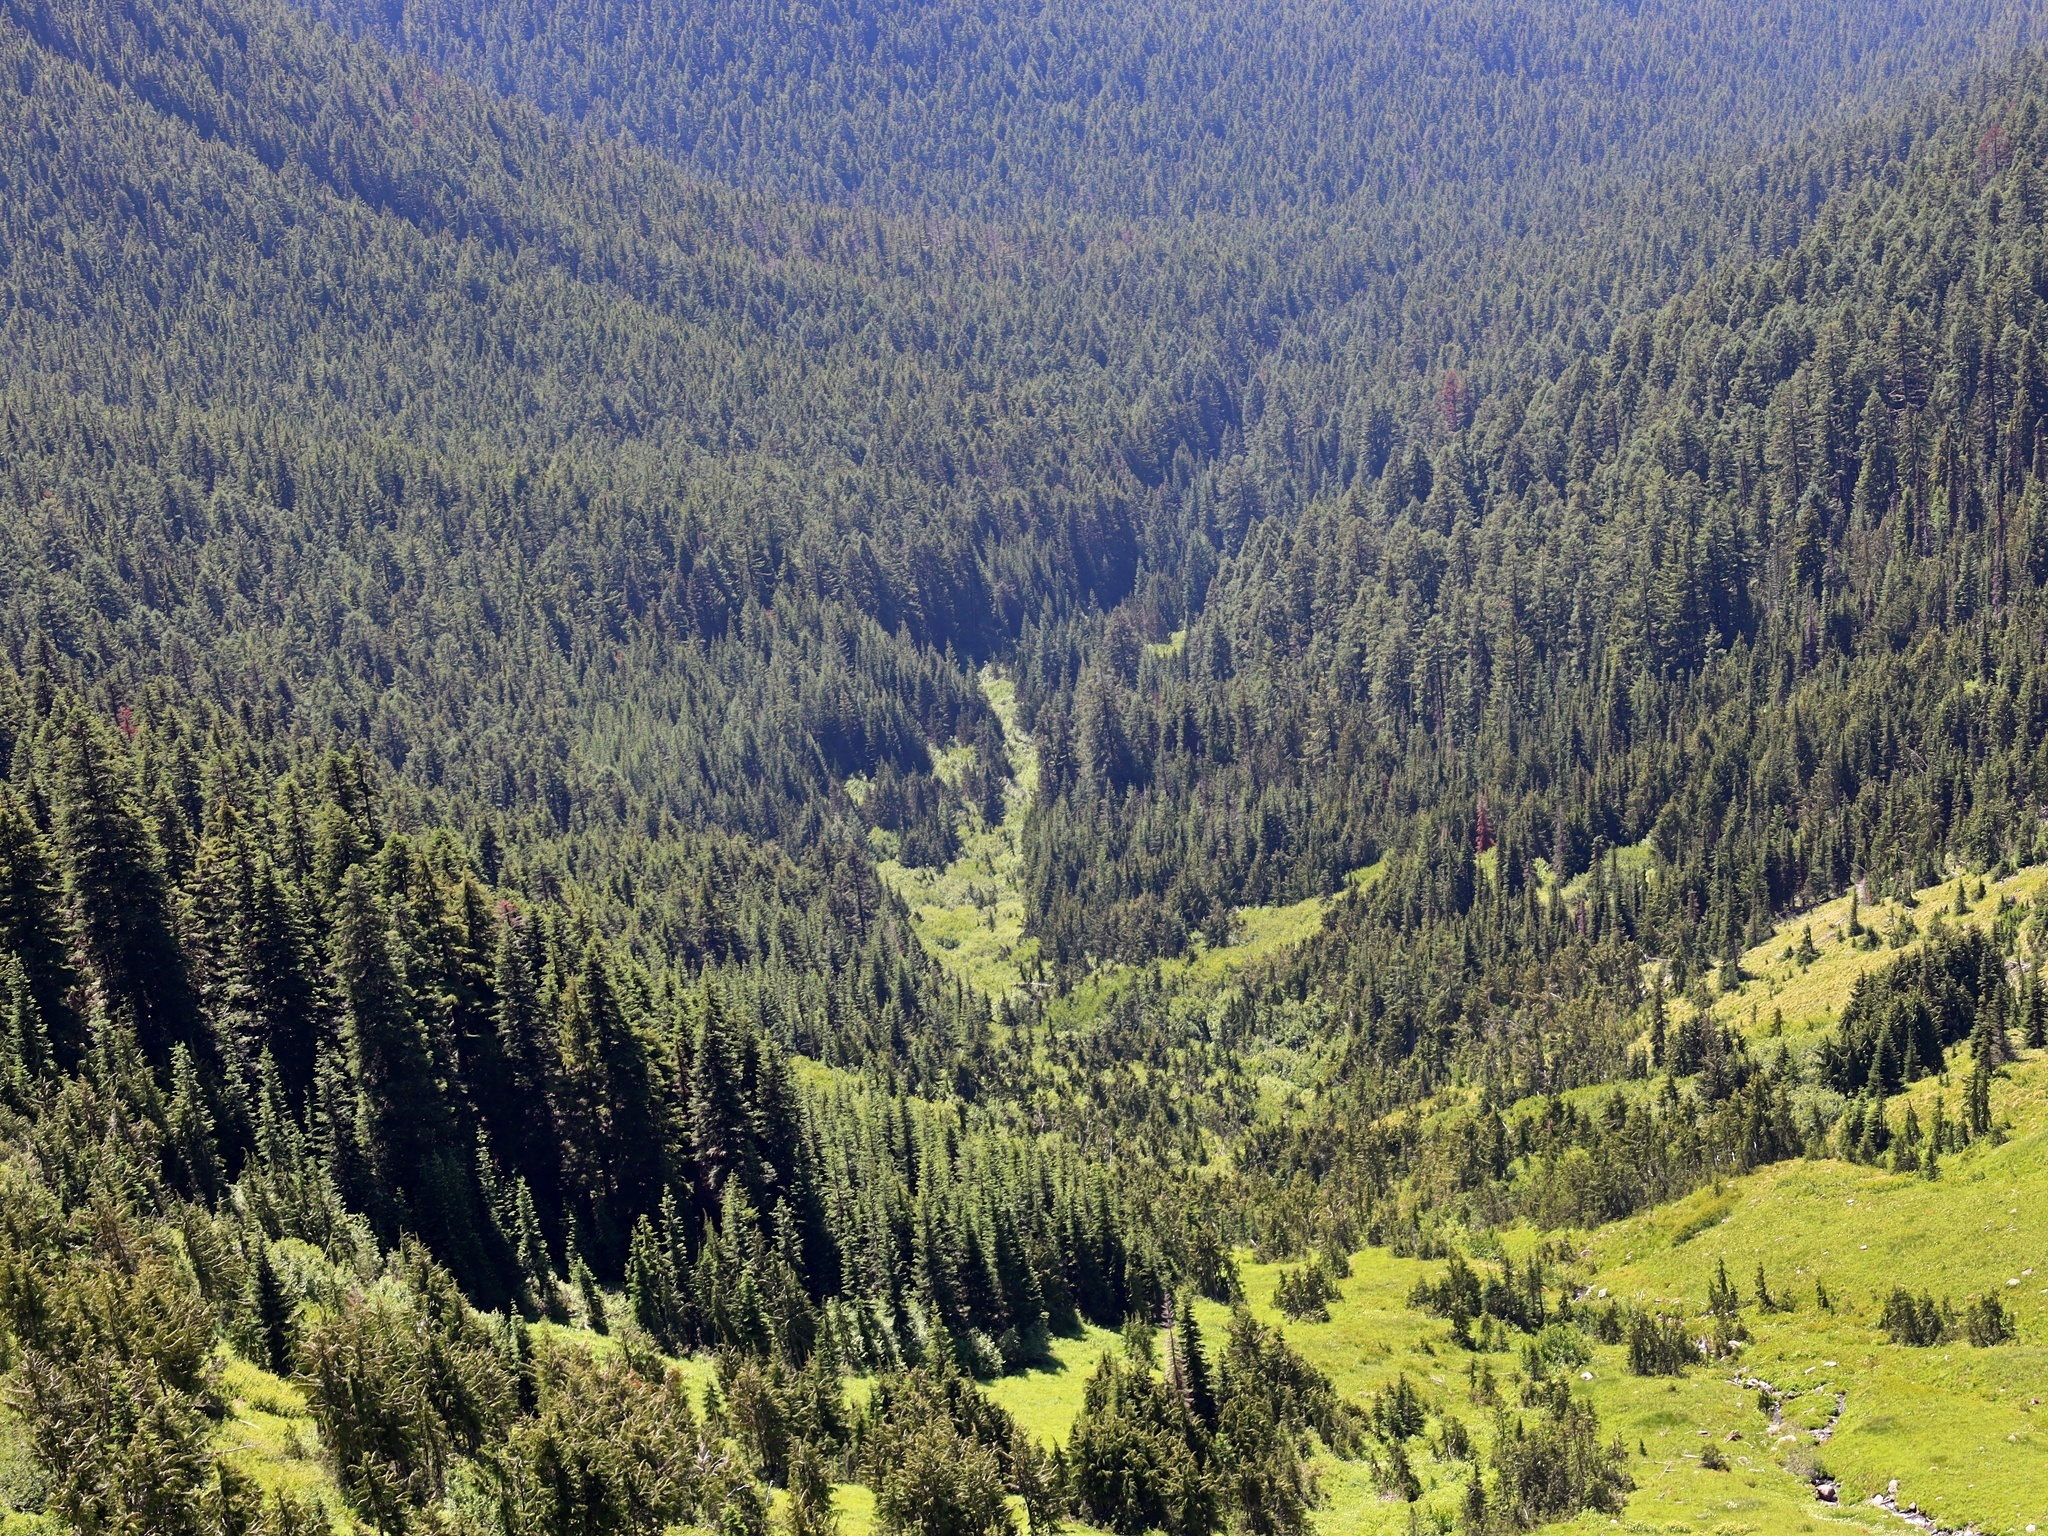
(1961, 1292, 2016, 1347)
(1625, 1313, 1695, 1377)
(1878, 1288, 1953, 1348)
(1480, 1394, 1633, 1532)
(1272, 1256, 1342, 1323)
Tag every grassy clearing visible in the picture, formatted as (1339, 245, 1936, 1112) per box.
(196, 848, 2048, 1536)
(884, 668, 1383, 1006)
(1048, 860, 1388, 1039)
(978, 1250, 1851, 1536)
(1714, 863, 2048, 1048)
(878, 670, 1042, 1000)
(970, 1050, 2048, 1536)
(211, 1350, 352, 1524)
(980, 1324, 1124, 1447)
(831, 1480, 879, 1536)
(1583, 1048, 2048, 1536)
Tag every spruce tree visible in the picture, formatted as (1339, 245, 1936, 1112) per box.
(331, 866, 478, 1273)
(53, 711, 198, 1068)
(692, 987, 757, 1207)
(556, 941, 663, 1270)
(165, 1044, 224, 1202)
(490, 912, 560, 1211)
(1169, 1291, 1217, 1430)
(240, 1236, 296, 1374)
(0, 954, 50, 1098)
(1966, 1051, 1994, 1140)
(510, 1176, 564, 1321)
(244, 859, 326, 1111)
(0, 786, 82, 1068)
(627, 1211, 688, 1350)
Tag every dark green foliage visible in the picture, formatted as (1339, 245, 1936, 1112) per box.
(53, 712, 199, 1068)
(483, 1347, 710, 1536)
(1009, 1429, 1068, 1536)
(1370, 1375, 1427, 1443)
(571, 1254, 609, 1336)
(783, 1440, 841, 1536)
(297, 1244, 518, 1525)
(237, 1236, 297, 1375)
(0, 786, 82, 1070)
(0, 1199, 328, 1536)
(1217, 1309, 1363, 1457)
(331, 863, 496, 1296)
(0, 0, 2043, 1518)
(1407, 1251, 1554, 1340)
(1705, 1260, 1741, 1322)
(1477, 1394, 1633, 1532)
(1272, 1255, 1341, 1322)
(1165, 1294, 1216, 1432)
(625, 1210, 690, 1352)
(1820, 931, 2008, 1096)
(1068, 1350, 1216, 1536)
(1434, 1415, 1474, 1462)
(718, 1351, 849, 1488)
(297, 0, 2020, 223)
(1069, 1304, 1363, 1536)
(1962, 1292, 2016, 1347)
(1878, 1288, 1954, 1348)
(857, 1364, 1020, 1536)
(1625, 1314, 1696, 1377)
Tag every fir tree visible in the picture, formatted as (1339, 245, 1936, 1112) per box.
(0, 786, 82, 1068)
(53, 710, 198, 1068)
(331, 866, 486, 1286)
(556, 940, 663, 1270)
(240, 1236, 297, 1375)
(1167, 1292, 1216, 1431)
(692, 988, 757, 1207)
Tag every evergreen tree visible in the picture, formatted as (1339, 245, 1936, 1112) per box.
(490, 913, 561, 1219)
(239, 1236, 297, 1375)
(692, 989, 757, 1208)
(557, 940, 664, 1270)
(0, 786, 82, 1068)
(53, 711, 198, 1068)
(332, 866, 491, 1293)
(1166, 1293, 1216, 1432)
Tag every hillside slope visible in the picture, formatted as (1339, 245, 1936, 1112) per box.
(8, 0, 2048, 1531)
(978, 1044, 2048, 1536)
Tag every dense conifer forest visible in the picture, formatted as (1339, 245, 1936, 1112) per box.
(5, 0, 2048, 1530)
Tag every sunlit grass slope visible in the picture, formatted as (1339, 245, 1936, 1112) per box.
(1714, 863, 2048, 1048)
(974, 1045, 2048, 1536)
(1583, 1047, 2048, 1536)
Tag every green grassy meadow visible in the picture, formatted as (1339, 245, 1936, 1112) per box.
(972, 1051, 2048, 1536)
(1712, 864, 2048, 1050)
(878, 669, 1386, 1010)
(875, 670, 1043, 1000)
(866, 713, 2048, 1536)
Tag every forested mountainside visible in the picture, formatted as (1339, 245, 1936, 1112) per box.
(294, 0, 2026, 219)
(4, 0, 2048, 1531)
(1024, 63, 2048, 966)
